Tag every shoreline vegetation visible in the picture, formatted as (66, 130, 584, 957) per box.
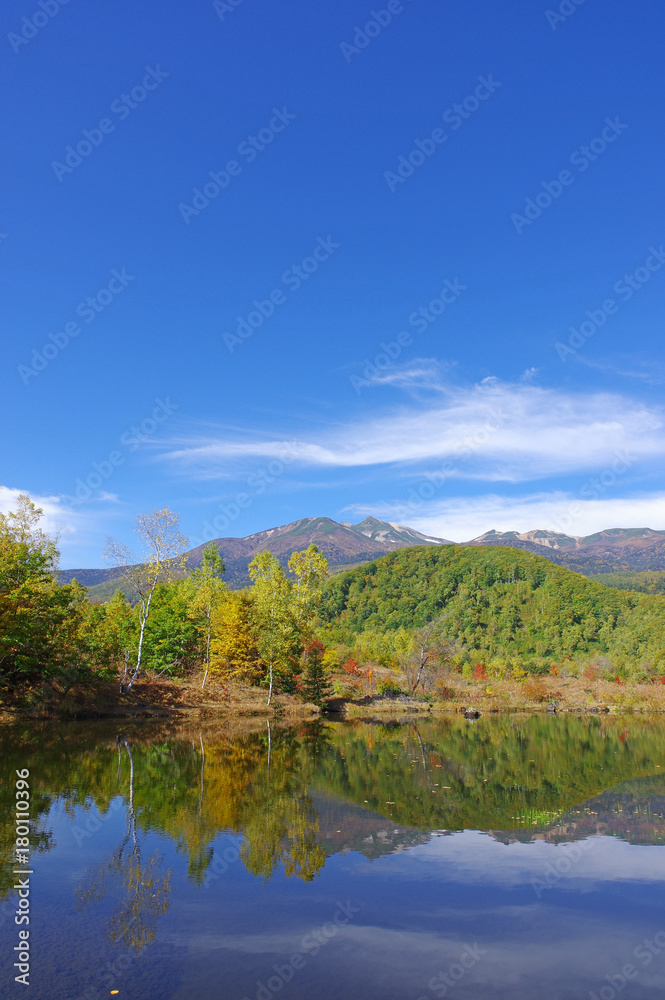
(2, 495, 665, 722)
(4, 674, 665, 722)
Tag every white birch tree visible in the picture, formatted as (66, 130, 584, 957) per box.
(103, 507, 188, 693)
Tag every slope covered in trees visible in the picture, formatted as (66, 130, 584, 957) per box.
(317, 545, 665, 672)
(588, 570, 665, 595)
(4, 494, 665, 709)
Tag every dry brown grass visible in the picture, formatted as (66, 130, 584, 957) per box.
(523, 680, 549, 704)
(426, 675, 665, 714)
(2, 675, 320, 721)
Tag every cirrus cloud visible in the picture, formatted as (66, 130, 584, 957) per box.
(160, 378, 664, 484)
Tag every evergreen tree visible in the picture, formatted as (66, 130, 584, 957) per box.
(301, 640, 332, 707)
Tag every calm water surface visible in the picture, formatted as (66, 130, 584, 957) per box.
(1, 715, 665, 999)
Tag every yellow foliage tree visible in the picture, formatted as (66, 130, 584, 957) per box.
(210, 592, 262, 685)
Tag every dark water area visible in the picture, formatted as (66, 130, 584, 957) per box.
(1, 714, 665, 999)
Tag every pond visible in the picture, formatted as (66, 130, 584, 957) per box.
(1, 715, 665, 999)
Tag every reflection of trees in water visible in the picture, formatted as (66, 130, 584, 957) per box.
(238, 721, 325, 882)
(3, 715, 665, 902)
(314, 716, 665, 835)
(241, 785, 325, 882)
(75, 738, 171, 952)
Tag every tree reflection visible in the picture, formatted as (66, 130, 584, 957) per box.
(2, 714, 665, 908)
(239, 721, 325, 882)
(75, 737, 171, 952)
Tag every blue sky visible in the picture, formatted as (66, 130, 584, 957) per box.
(2, 0, 665, 567)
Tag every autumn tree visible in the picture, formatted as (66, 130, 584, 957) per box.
(187, 544, 226, 688)
(0, 493, 95, 691)
(248, 551, 294, 705)
(79, 589, 135, 679)
(400, 616, 457, 693)
(288, 544, 328, 629)
(209, 592, 262, 686)
(103, 507, 188, 693)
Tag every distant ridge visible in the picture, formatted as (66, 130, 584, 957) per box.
(60, 518, 665, 596)
(60, 516, 453, 592)
(465, 526, 665, 573)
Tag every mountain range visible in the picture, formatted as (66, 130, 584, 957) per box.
(59, 517, 665, 594)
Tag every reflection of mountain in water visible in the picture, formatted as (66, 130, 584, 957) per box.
(310, 790, 431, 860)
(490, 775, 665, 846)
(1, 714, 665, 906)
(309, 717, 665, 839)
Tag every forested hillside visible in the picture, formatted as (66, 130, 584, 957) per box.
(317, 546, 665, 672)
(4, 494, 665, 711)
(588, 570, 665, 595)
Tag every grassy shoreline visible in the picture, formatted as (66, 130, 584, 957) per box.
(0, 678, 321, 722)
(345, 676, 665, 717)
(4, 675, 665, 721)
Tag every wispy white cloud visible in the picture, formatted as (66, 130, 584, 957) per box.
(350, 491, 665, 541)
(356, 357, 455, 393)
(0, 486, 81, 538)
(160, 378, 664, 484)
(576, 353, 665, 385)
(0, 486, 122, 565)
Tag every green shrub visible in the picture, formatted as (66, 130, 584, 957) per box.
(377, 678, 403, 698)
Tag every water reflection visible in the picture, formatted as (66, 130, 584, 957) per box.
(1, 715, 664, 999)
(74, 738, 172, 952)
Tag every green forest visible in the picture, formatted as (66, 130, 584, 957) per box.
(318, 545, 665, 677)
(588, 570, 665, 595)
(2, 494, 665, 711)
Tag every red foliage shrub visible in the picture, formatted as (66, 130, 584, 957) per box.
(473, 663, 487, 680)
